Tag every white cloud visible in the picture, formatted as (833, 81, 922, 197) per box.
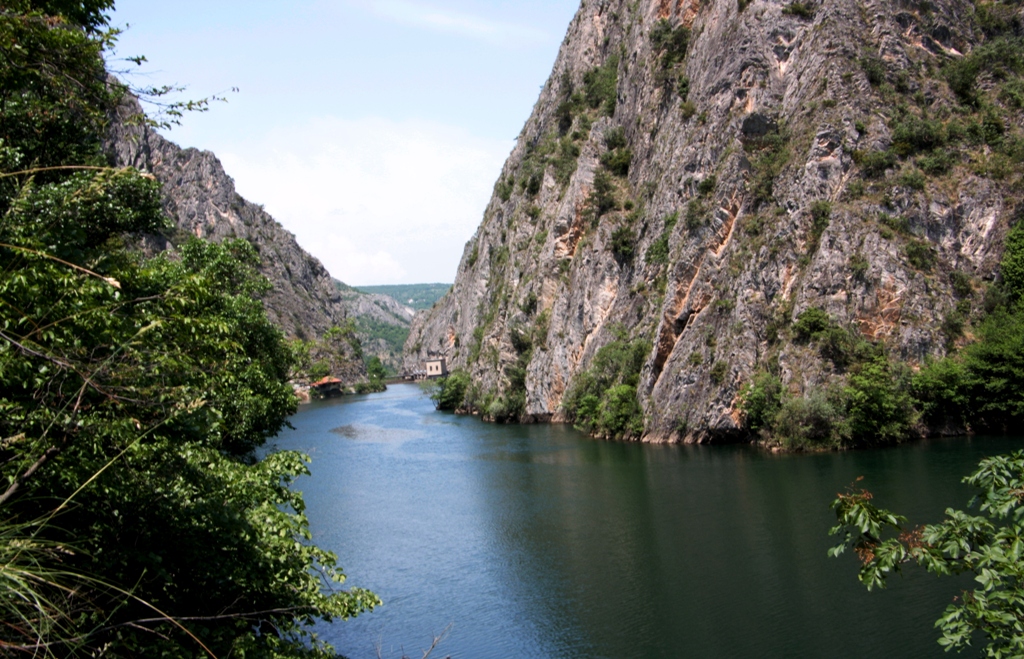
(347, 0, 548, 46)
(217, 115, 510, 285)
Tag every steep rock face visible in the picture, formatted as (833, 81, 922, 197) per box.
(106, 98, 366, 382)
(405, 0, 1013, 441)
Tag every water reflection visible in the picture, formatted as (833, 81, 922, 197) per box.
(272, 385, 1024, 659)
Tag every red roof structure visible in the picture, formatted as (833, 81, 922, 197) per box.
(312, 377, 342, 388)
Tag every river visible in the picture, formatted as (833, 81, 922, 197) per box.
(271, 383, 1024, 659)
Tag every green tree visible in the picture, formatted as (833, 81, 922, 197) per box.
(367, 355, 387, 381)
(0, 2, 377, 655)
(739, 371, 783, 433)
(844, 356, 916, 445)
(430, 370, 471, 411)
(1001, 220, 1024, 301)
(829, 452, 1024, 657)
(562, 330, 650, 439)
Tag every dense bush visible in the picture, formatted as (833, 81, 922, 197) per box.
(599, 385, 645, 437)
(650, 20, 691, 69)
(781, 2, 815, 18)
(860, 56, 887, 86)
(584, 55, 620, 116)
(891, 114, 948, 156)
(917, 148, 955, 175)
(590, 170, 618, 218)
(807, 200, 831, 252)
(562, 332, 651, 439)
(740, 372, 784, 433)
(685, 198, 709, 230)
(605, 127, 627, 150)
(845, 357, 916, 445)
(898, 167, 927, 190)
(855, 149, 897, 177)
(773, 388, 851, 450)
(610, 225, 636, 263)
(747, 129, 790, 204)
(916, 306, 1024, 431)
(496, 176, 514, 201)
(743, 354, 915, 450)
(710, 361, 730, 384)
(601, 147, 633, 176)
(646, 235, 670, 264)
(794, 307, 832, 341)
(849, 253, 870, 282)
(553, 137, 582, 185)
(1003, 220, 1024, 300)
(677, 76, 691, 101)
(431, 370, 471, 411)
(905, 240, 936, 272)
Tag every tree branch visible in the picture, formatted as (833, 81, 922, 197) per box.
(0, 445, 62, 506)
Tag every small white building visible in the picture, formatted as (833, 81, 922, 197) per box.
(425, 358, 448, 379)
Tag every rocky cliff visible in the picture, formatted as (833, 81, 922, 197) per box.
(106, 98, 366, 382)
(405, 0, 1020, 441)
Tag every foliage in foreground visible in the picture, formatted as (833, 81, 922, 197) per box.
(829, 452, 1024, 657)
(0, 1, 377, 656)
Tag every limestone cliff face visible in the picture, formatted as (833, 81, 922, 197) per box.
(106, 98, 366, 382)
(405, 0, 1014, 441)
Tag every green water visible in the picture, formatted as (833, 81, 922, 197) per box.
(272, 384, 1024, 659)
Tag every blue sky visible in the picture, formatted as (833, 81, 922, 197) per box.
(108, 0, 580, 285)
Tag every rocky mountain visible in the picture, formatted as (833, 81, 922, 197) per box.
(405, 0, 1019, 441)
(105, 97, 366, 383)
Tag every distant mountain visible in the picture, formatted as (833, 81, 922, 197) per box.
(355, 283, 452, 310)
(334, 282, 415, 374)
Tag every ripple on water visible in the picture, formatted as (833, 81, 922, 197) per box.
(329, 424, 421, 444)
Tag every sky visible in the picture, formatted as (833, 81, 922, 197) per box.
(108, 0, 580, 286)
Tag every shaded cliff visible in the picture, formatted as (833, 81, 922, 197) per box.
(406, 0, 1020, 441)
(106, 98, 366, 383)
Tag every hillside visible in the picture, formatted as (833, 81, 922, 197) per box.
(405, 0, 1022, 443)
(356, 283, 453, 310)
(105, 97, 367, 383)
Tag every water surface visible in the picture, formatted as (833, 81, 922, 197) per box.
(272, 384, 1024, 659)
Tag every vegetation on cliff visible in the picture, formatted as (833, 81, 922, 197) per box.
(741, 139, 1024, 450)
(562, 330, 651, 440)
(403, 0, 1024, 445)
(0, 2, 376, 655)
